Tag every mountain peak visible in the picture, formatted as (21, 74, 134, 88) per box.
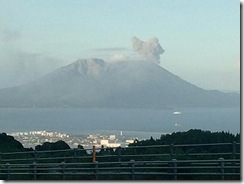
(66, 58, 108, 77)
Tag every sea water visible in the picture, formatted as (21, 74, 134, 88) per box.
(0, 107, 240, 139)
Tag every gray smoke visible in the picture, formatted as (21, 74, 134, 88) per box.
(132, 37, 164, 63)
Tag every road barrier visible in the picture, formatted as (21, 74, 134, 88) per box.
(0, 142, 240, 180)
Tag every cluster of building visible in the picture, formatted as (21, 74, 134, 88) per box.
(10, 131, 70, 149)
(85, 134, 134, 148)
(9, 130, 137, 149)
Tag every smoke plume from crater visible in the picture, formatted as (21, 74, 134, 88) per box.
(132, 37, 164, 64)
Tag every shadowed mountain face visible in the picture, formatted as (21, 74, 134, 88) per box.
(0, 58, 239, 108)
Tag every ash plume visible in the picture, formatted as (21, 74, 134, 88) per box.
(132, 37, 164, 63)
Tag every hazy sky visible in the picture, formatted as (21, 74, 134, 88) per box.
(0, 0, 240, 91)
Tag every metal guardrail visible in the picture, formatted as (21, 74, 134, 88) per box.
(0, 142, 240, 163)
(0, 158, 240, 180)
(0, 142, 240, 180)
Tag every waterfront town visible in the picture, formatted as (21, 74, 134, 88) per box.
(9, 130, 137, 149)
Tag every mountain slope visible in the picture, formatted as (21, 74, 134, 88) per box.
(0, 58, 239, 108)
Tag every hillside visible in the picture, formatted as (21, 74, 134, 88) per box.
(0, 58, 239, 108)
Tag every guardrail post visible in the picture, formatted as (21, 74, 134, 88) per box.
(232, 141, 237, 174)
(232, 141, 236, 159)
(172, 159, 177, 180)
(73, 148, 77, 161)
(118, 147, 121, 162)
(61, 161, 66, 180)
(31, 162, 37, 180)
(130, 159, 135, 180)
(6, 163, 10, 180)
(219, 158, 225, 180)
(92, 146, 96, 162)
(34, 150, 37, 162)
(94, 161, 98, 180)
(170, 144, 174, 158)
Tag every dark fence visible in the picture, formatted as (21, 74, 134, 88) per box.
(0, 142, 240, 180)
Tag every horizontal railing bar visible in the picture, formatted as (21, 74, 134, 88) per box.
(3, 167, 240, 174)
(191, 163, 240, 166)
(2, 154, 240, 163)
(174, 166, 240, 169)
(58, 172, 239, 176)
(74, 156, 93, 159)
(124, 145, 170, 149)
(119, 154, 169, 158)
(96, 160, 169, 165)
(165, 172, 240, 176)
(0, 172, 240, 177)
(1, 158, 34, 162)
(0, 172, 63, 175)
(33, 149, 72, 154)
(1, 151, 35, 155)
(35, 156, 93, 161)
(33, 157, 69, 161)
(0, 163, 61, 167)
(2, 170, 240, 175)
(187, 152, 232, 156)
(95, 155, 118, 158)
(173, 143, 233, 147)
(169, 159, 240, 163)
(0, 167, 217, 172)
(55, 168, 95, 171)
(96, 166, 170, 170)
(0, 159, 240, 167)
(3, 153, 239, 163)
(1, 168, 34, 172)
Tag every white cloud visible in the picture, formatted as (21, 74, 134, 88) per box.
(109, 54, 130, 62)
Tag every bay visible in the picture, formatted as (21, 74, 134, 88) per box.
(0, 107, 240, 139)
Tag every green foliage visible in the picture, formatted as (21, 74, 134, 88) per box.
(0, 133, 25, 153)
(77, 144, 88, 156)
(158, 129, 239, 145)
(35, 140, 70, 151)
(127, 129, 240, 161)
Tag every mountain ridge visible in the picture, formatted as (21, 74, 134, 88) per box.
(0, 58, 239, 108)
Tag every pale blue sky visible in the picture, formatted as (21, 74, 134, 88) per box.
(0, 0, 240, 91)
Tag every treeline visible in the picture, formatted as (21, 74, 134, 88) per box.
(130, 129, 240, 146)
(127, 129, 240, 161)
(0, 129, 240, 153)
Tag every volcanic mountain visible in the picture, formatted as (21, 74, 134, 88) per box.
(0, 58, 239, 108)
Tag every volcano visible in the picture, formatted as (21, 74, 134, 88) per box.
(0, 58, 239, 108)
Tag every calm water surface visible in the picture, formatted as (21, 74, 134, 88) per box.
(0, 107, 240, 139)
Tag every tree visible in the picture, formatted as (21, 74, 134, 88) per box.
(35, 140, 70, 151)
(0, 132, 25, 152)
